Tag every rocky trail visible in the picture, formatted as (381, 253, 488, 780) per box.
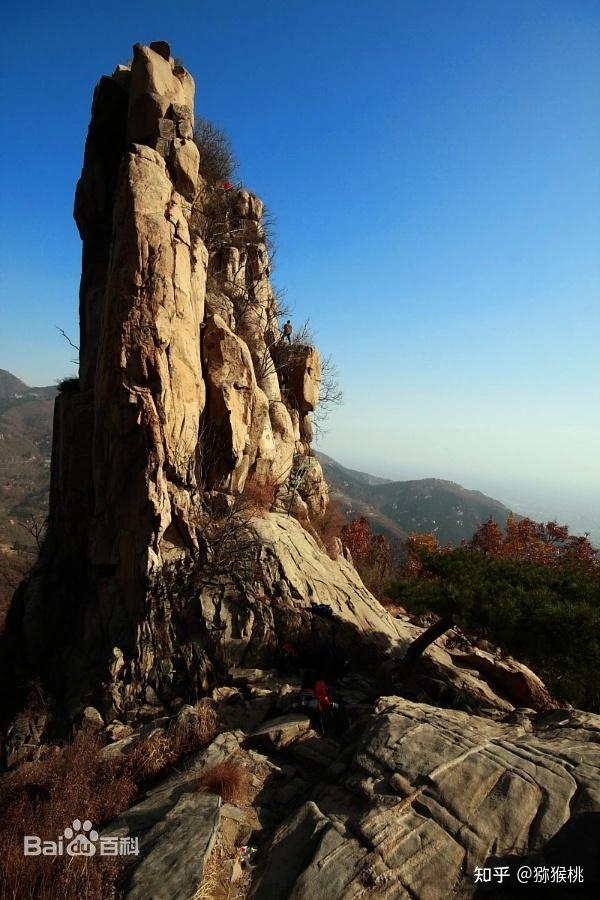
(95, 666, 372, 899)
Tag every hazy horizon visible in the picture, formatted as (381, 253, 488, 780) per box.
(317, 441, 600, 539)
(5, 360, 598, 540)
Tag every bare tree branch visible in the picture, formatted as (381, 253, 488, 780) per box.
(55, 326, 79, 352)
(17, 516, 47, 553)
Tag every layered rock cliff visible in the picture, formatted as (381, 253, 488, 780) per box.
(0, 42, 382, 723)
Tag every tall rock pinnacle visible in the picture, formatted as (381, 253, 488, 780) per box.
(3, 43, 400, 728)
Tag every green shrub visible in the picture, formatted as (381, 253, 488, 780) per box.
(56, 376, 79, 394)
(389, 548, 600, 710)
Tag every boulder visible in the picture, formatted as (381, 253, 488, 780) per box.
(229, 668, 278, 685)
(450, 648, 557, 711)
(218, 696, 274, 733)
(234, 189, 264, 221)
(80, 706, 104, 732)
(249, 513, 409, 643)
(297, 455, 329, 519)
(3, 708, 48, 768)
(249, 713, 312, 750)
(299, 412, 313, 443)
(103, 720, 134, 742)
(128, 43, 194, 144)
(287, 735, 341, 767)
(169, 137, 199, 200)
(102, 790, 220, 900)
(284, 346, 321, 413)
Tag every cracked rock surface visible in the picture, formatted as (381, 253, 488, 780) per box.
(250, 698, 600, 899)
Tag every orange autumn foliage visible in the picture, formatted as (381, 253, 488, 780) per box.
(340, 517, 389, 567)
(400, 515, 598, 579)
(401, 531, 444, 578)
(466, 515, 599, 572)
(340, 517, 392, 597)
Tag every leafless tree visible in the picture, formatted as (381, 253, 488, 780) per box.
(194, 119, 238, 185)
(55, 326, 79, 352)
(195, 497, 262, 587)
(312, 353, 343, 438)
(17, 516, 47, 553)
(56, 326, 79, 366)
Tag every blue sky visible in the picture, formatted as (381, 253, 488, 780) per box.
(1, 1, 599, 522)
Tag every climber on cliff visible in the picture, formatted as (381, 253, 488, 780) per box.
(282, 320, 293, 344)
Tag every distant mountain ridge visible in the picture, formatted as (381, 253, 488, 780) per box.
(0, 369, 57, 549)
(319, 452, 516, 548)
(0, 368, 57, 413)
(0, 369, 29, 399)
(0, 369, 585, 553)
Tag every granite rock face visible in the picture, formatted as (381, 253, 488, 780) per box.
(251, 698, 600, 899)
(1, 42, 339, 721)
(201, 314, 271, 493)
(100, 730, 242, 900)
(449, 647, 557, 712)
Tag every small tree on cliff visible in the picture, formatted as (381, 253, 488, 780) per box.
(194, 118, 237, 184)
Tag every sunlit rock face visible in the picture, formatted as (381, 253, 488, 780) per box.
(3, 42, 335, 718)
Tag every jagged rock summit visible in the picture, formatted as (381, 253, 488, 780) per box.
(1, 41, 402, 722)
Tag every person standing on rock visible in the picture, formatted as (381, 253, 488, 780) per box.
(282, 320, 293, 344)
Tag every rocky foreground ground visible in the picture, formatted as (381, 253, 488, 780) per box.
(61, 664, 598, 900)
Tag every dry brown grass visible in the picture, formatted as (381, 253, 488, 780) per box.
(193, 118, 237, 185)
(168, 701, 218, 758)
(0, 731, 134, 899)
(191, 842, 252, 900)
(241, 480, 277, 515)
(118, 702, 218, 784)
(0, 702, 219, 899)
(192, 844, 220, 900)
(228, 869, 253, 900)
(124, 731, 174, 782)
(196, 761, 251, 805)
